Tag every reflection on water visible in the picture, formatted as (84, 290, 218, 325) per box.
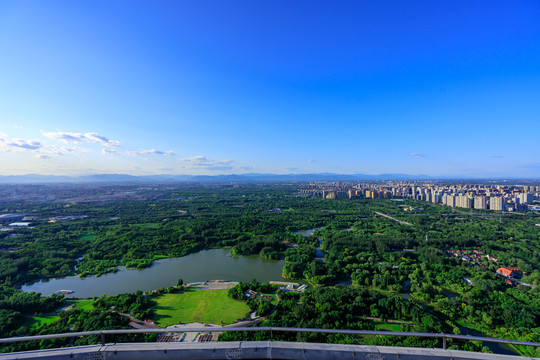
(294, 227, 324, 237)
(294, 227, 325, 259)
(22, 249, 285, 298)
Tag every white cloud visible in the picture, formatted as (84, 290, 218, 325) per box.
(43, 131, 120, 147)
(127, 149, 175, 156)
(0, 134, 80, 157)
(35, 154, 52, 159)
(0, 134, 43, 152)
(179, 155, 234, 170)
(9, 139, 42, 150)
(102, 149, 120, 155)
(84, 133, 120, 147)
(43, 132, 83, 143)
(33, 145, 88, 159)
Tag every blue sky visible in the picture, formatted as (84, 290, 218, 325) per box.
(1, 1, 539, 177)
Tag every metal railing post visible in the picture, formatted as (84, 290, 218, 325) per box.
(101, 333, 106, 346)
(443, 337, 447, 350)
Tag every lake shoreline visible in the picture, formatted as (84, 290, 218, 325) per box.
(21, 248, 287, 298)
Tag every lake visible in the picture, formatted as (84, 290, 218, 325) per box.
(21, 249, 285, 298)
(294, 227, 324, 237)
(294, 227, 325, 259)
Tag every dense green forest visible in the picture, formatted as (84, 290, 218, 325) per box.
(0, 184, 538, 356)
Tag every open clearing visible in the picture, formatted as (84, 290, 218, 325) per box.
(373, 322, 402, 332)
(68, 299, 95, 311)
(24, 315, 59, 330)
(152, 288, 249, 326)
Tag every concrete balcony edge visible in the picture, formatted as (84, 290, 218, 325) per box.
(0, 341, 535, 360)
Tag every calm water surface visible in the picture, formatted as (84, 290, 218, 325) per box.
(294, 227, 324, 237)
(294, 227, 325, 258)
(22, 249, 285, 298)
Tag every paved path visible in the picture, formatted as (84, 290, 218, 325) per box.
(119, 313, 161, 329)
(194, 282, 235, 290)
(271, 292, 280, 315)
(374, 212, 413, 226)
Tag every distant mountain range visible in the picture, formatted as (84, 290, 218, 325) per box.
(0, 173, 446, 184)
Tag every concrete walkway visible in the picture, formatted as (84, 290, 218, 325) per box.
(374, 212, 413, 226)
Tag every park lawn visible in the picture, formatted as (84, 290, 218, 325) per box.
(152, 288, 250, 326)
(24, 315, 60, 330)
(68, 299, 95, 311)
(373, 322, 402, 332)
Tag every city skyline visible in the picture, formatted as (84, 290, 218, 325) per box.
(1, 1, 540, 177)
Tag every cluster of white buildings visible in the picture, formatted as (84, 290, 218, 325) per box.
(363, 183, 539, 211)
(303, 181, 539, 212)
(434, 191, 534, 211)
(379, 183, 537, 211)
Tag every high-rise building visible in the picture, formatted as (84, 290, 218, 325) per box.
(474, 196, 487, 209)
(456, 195, 472, 208)
(490, 197, 504, 211)
(325, 191, 336, 199)
(519, 193, 533, 204)
(444, 194, 456, 207)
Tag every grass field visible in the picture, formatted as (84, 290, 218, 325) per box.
(373, 322, 402, 332)
(24, 315, 60, 330)
(152, 288, 250, 326)
(23, 300, 95, 330)
(68, 299, 95, 311)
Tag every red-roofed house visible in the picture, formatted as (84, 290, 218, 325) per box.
(497, 267, 521, 277)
